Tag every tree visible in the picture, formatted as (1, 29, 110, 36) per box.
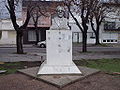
(31, 4, 49, 45)
(31, 6, 41, 45)
(89, 0, 106, 45)
(112, 0, 120, 15)
(6, 0, 32, 54)
(65, 0, 93, 52)
(90, 0, 116, 45)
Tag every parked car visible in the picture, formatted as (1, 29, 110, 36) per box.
(37, 41, 46, 48)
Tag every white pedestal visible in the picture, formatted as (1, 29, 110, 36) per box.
(37, 30, 82, 75)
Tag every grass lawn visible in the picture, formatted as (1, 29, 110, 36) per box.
(0, 61, 41, 75)
(74, 58, 120, 73)
(0, 62, 22, 74)
(0, 59, 120, 75)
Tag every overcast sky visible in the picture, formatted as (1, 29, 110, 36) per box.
(0, 0, 63, 19)
(0, 0, 22, 19)
(0, 0, 111, 19)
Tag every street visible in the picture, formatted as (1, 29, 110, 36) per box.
(0, 45, 120, 54)
(0, 45, 120, 62)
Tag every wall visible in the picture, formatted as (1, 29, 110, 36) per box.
(69, 12, 120, 44)
(0, 30, 16, 44)
(69, 14, 99, 44)
(0, 19, 22, 44)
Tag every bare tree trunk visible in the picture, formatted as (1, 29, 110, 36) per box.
(82, 32, 87, 52)
(90, 18, 101, 45)
(95, 24, 100, 45)
(82, 20, 88, 52)
(6, 0, 31, 54)
(95, 33, 100, 45)
(35, 28, 39, 45)
(16, 30, 23, 54)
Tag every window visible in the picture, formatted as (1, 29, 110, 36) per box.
(102, 39, 118, 43)
(111, 40, 113, 42)
(107, 40, 110, 42)
(28, 31, 36, 41)
(104, 22, 116, 30)
(103, 40, 106, 42)
(115, 40, 117, 42)
(90, 33, 95, 39)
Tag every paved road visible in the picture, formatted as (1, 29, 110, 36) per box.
(1, 46, 120, 53)
(0, 45, 120, 62)
(0, 48, 46, 54)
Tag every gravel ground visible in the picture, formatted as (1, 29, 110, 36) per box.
(0, 72, 120, 90)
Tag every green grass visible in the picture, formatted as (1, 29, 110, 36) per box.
(0, 62, 22, 74)
(74, 58, 120, 73)
(0, 61, 41, 75)
(0, 59, 120, 75)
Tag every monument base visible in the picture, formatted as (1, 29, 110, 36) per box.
(18, 66, 100, 88)
(37, 61, 82, 75)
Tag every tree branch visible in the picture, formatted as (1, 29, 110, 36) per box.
(67, 3, 83, 33)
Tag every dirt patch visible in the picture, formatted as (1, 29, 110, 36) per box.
(0, 72, 119, 90)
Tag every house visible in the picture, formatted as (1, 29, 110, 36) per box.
(0, 0, 120, 45)
(22, 0, 64, 44)
(0, 0, 64, 44)
(69, 2, 120, 44)
(69, 15, 120, 44)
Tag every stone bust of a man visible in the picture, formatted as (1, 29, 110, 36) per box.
(50, 6, 69, 30)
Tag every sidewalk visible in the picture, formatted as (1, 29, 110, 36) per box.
(0, 52, 120, 62)
(0, 44, 34, 48)
(0, 44, 120, 62)
(0, 53, 46, 62)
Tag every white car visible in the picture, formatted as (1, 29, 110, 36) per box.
(37, 41, 46, 48)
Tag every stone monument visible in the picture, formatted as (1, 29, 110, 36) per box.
(37, 6, 82, 75)
(50, 6, 69, 30)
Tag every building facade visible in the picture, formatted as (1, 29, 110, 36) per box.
(0, 19, 22, 44)
(69, 5, 120, 44)
(22, 1, 64, 44)
(0, 0, 120, 44)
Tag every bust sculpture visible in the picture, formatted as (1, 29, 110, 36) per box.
(50, 6, 70, 30)
(38, 6, 81, 75)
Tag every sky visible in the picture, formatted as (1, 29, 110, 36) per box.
(0, 0, 112, 19)
(0, 0, 22, 19)
(0, 0, 63, 19)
